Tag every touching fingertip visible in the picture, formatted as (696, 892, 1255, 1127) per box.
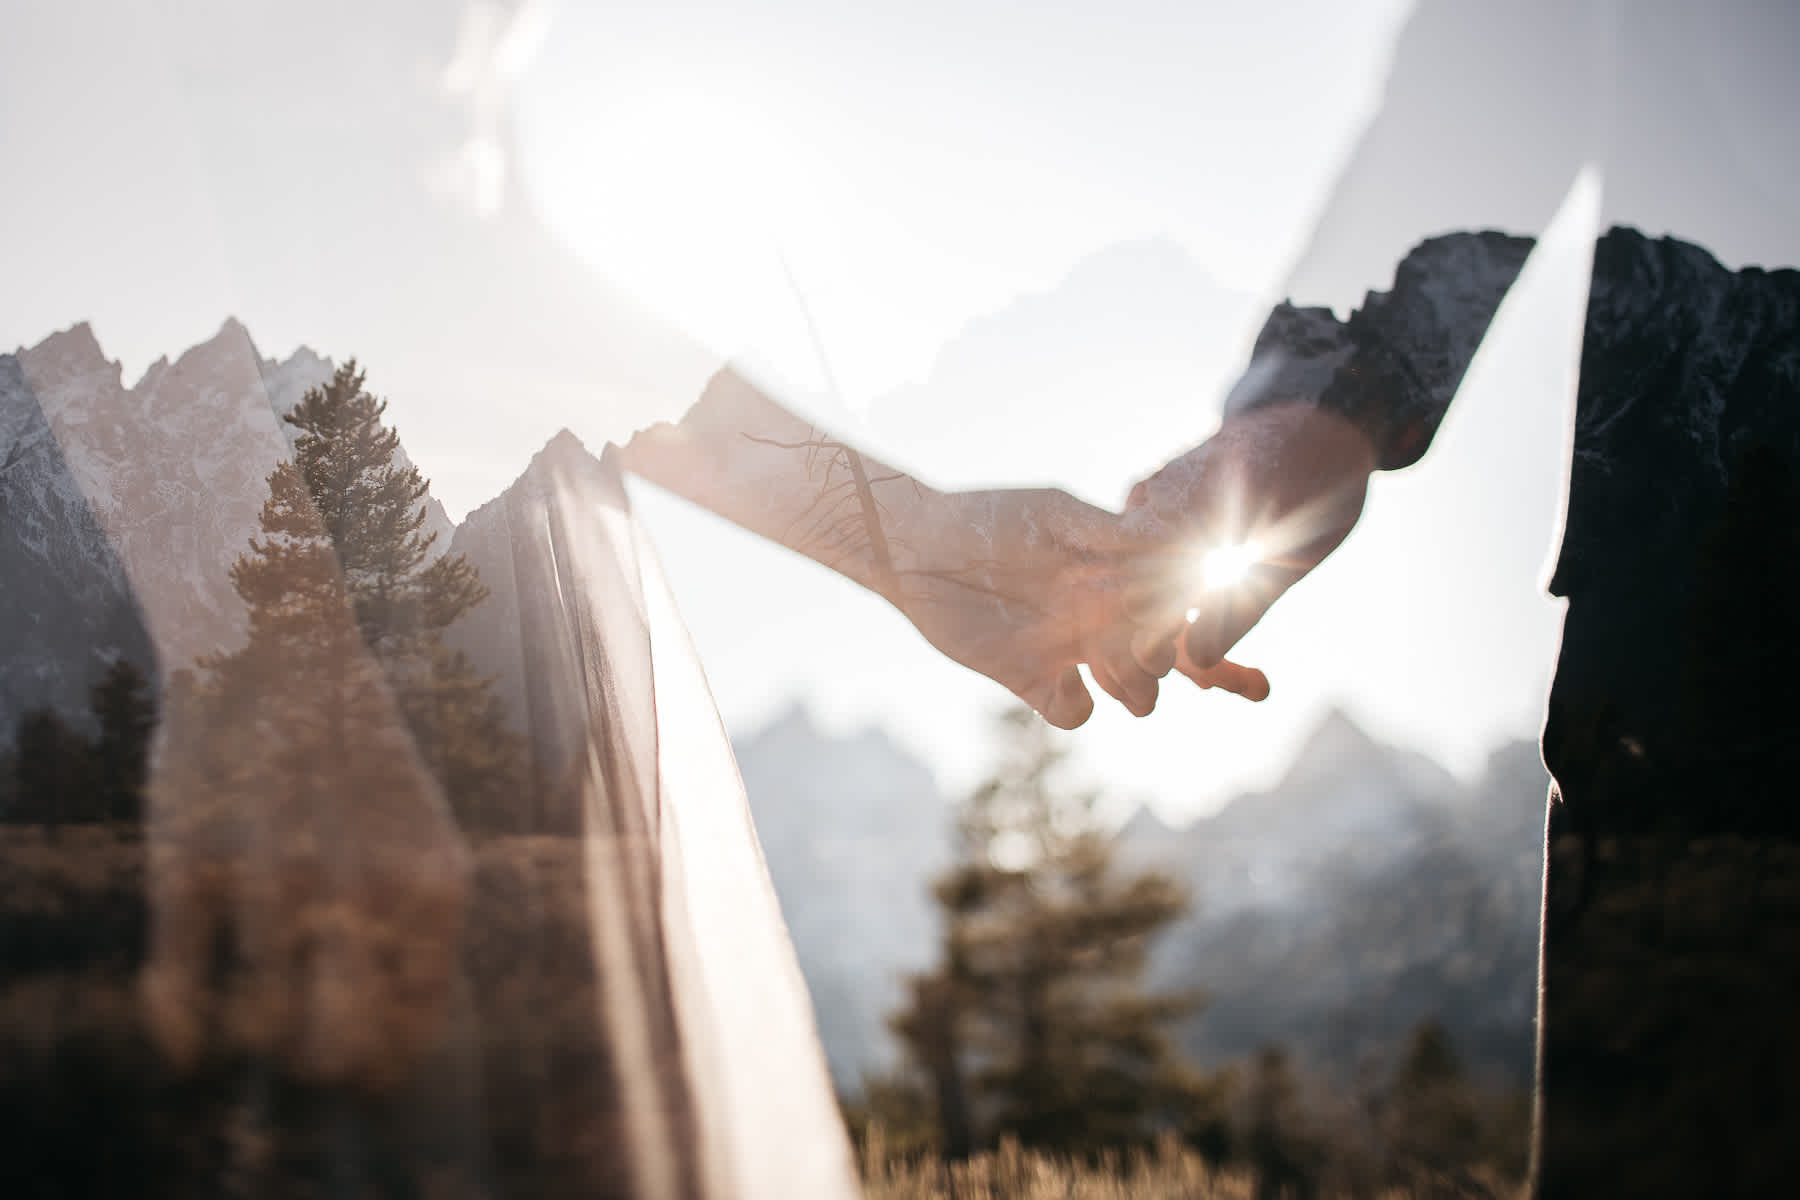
(1052, 668, 1094, 729)
(1131, 627, 1178, 677)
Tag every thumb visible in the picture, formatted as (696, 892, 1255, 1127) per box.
(1180, 561, 1304, 668)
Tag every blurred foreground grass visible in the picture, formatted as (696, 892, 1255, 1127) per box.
(856, 1126, 1522, 1200)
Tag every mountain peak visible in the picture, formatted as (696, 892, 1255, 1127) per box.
(753, 701, 819, 744)
(1117, 803, 1175, 845)
(523, 427, 601, 481)
(271, 343, 330, 374)
(542, 427, 588, 456)
(1242, 706, 1403, 809)
(1295, 706, 1380, 762)
(31, 321, 111, 372)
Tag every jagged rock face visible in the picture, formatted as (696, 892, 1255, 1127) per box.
(1545, 231, 1800, 826)
(444, 430, 658, 834)
(0, 322, 455, 739)
(16, 322, 299, 677)
(1223, 230, 1535, 471)
(443, 431, 582, 805)
(0, 355, 153, 732)
(1555, 229, 1800, 600)
(0, 320, 305, 736)
(1117, 712, 1547, 1084)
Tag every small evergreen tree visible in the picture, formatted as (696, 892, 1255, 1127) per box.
(1374, 1021, 1482, 1181)
(89, 657, 155, 826)
(275, 361, 485, 658)
(1242, 1045, 1323, 1200)
(217, 360, 523, 829)
(10, 707, 95, 828)
(892, 706, 1216, 1159)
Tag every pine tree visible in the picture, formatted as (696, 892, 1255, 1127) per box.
(2, 660, 154, 828)
(1242, 1045, 1323, 1200)
(269, 360, 483, 658)
(218, 360, 523, 829)
(1374, 1021, 1482, 1181)
(144, 364, 486, 1089)
(891, 706, 1216, 1158)
(10, 707, 94, 828)
(89, 657, 155, 826)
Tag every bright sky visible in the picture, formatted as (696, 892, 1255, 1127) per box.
(3, 0, 1794, 821)
(506, 0, 1580, 815)
(514, 0, 1414, 407)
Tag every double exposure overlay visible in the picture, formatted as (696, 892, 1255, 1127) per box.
(2, 2, 1796, 1196)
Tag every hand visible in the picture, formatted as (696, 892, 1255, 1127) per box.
(888, 486, 1268, 728)
(622, 371, 1269, 727)
(1111, 403, 1377, 679)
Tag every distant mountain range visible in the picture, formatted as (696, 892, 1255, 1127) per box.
(868, 236, 1256, 503)
(1125, 713, 1546, 1085)
(739, 703, 1547, 1091)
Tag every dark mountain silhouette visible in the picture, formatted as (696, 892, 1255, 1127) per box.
(1543, 229, 1800, 835)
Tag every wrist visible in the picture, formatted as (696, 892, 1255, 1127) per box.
(869, 482, 955, 610)
(1127, 404, 1376, 541)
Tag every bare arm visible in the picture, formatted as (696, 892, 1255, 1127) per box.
(622, 367, 1270, 726)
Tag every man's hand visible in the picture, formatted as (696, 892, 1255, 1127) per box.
(887, 486, 1269, 729)
(1107, 403, 1377, 683)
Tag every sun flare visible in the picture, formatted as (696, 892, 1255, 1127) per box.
(1199, 539, 1264, 591)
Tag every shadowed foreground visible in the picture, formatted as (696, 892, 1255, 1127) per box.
(0, 826, 678, 1198)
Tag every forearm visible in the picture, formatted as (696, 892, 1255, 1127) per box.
(620, 367, 940, 610)
(1225, 230, 1535, 472)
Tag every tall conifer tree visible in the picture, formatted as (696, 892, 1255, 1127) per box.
(892, 706, 1218, 1157)
(219, 360, 523, 829)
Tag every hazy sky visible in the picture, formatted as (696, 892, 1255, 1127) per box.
(3, 1, 1795, 819)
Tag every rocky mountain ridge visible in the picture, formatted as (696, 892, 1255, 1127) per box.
(0, 320, 450, 738)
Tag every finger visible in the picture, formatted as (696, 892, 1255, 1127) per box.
(1123, 572, 1174, 625)
(1090, 631, 1159, 718)
(1183, 592, 1261, 669)
(1130, 624, 1180, 677)
(1034, 665, 1095, 730)
(1181, 563, 1303, 668)
(1121, 550, 1204, 627)
(1176, 652, 1272, 703)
